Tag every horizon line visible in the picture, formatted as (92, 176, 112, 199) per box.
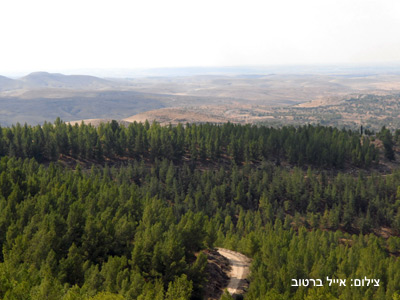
(3, 63, 400, 78)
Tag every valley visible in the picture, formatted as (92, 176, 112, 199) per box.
(2, 71, 400, 131)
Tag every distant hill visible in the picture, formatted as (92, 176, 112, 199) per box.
(20, 72, 114, 89)
(0, 72, 119, 91)
(0, 75, 21, 91)
(0, 90, 169, 126)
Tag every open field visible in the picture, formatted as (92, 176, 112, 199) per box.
(121, 91, 400, 131)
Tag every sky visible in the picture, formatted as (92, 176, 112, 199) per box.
(1, 0, 400, 75)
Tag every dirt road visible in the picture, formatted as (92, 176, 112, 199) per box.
(217, 248, 251, 297)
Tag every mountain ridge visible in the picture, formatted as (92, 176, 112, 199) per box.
(0, 75, 21, 91)
(19, 72, 114, 89)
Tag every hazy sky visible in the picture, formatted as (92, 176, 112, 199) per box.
(1, 0, 400, 74)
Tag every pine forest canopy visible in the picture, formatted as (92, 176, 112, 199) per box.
(0, 119, 400, 299)
(0, 118, 386, 168)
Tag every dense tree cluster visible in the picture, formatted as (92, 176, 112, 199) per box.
(0, 158, 209, 299)
(379, 126, 395, 161)
(0, 119, 379, 168)
(241, 226, 400, 300)
(0, 120, 399, 299)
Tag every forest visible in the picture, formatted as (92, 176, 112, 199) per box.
(0, 119, 400, 299)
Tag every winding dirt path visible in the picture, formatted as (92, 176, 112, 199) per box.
(217, 248, 251, 297)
